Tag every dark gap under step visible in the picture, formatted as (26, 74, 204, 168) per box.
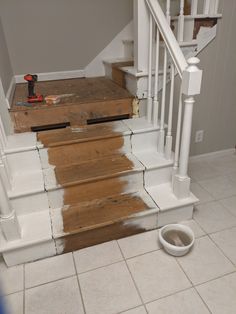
(31, 122, 70, 132)
(87, 114, 130, 125)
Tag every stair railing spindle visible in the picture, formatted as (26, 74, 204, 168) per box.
(203, 0, 211, 14)
(153, 26, 160, 127)
(165, 63, 175, 160)
(173, 87, 183, 173)
(147, 13, 154, 123)
(178, 0, 185, 42)
(191, 0, 198, 15)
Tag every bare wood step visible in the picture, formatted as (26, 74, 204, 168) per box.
(38, 121, 132, 167)
(37, 121, 130, 148)
(51, 191, 158, 253)
(45, 154, 144, 189)
(10, 77, 134, 133)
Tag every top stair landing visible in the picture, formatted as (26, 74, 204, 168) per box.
(10, 77, 134, 133)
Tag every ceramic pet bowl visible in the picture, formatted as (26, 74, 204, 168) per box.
(159, 224, 195, 257)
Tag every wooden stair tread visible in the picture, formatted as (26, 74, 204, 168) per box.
(53, 154, 143, 187)
(37, 121, 130, 147)
(11, 77, 133, 111)
(56, 191, 157, 236)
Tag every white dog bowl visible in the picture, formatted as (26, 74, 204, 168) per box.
(159, 224, 195, 257)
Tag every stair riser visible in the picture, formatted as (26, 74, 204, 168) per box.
(144, 167, 173, 188)
(47, 172, 144, 209)
(39, 135, 131, 169)
(55, 210, 158, 254)
(10, 192, 49, 215)
(131, 130, 159, 153)
(2, 240, 56, 267)
(157, 205, 194, 228)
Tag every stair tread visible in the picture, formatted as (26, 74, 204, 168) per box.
(51, 190, 158, 237)
(52, 154, 144, 187)
(37, 121, 131, 147)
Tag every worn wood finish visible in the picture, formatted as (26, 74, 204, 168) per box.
(62, 193, 151, 234)
(111, 61, 134, 88)
(61, 220, 149, 253)
(37, 121, 129, 147)
(193, 18, 217, 39)
(47, 137, 126, 167)
(10, 77, 133, 132)
(54, 155, 134, 187)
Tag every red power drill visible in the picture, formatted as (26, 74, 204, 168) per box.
(24, 74, 43, 103)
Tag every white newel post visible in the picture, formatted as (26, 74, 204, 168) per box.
(133, 0, 150, 72)
(0, 172, 21, 241)
(173, 57, 202, 199)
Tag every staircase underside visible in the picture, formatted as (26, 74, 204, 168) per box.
(10, 77, 133, 133)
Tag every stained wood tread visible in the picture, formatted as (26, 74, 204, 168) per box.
(53, 190, 157, 236)
(37, 121, 131, 148)
(49, 153, 144, 188)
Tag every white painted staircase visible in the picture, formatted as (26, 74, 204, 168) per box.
(0, 0, 221, 266)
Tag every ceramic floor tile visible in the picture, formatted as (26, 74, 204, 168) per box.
(180, 219, 206, 238)
(210, 227, 236, 265)
(0, 258, 24, 295)
(190, 182, 214, 204)
(121, 306, 147, 314)
(146, 288, 210, 314)
(25, 252, 75, 288)
(118, 230, 160, 259)
(127, 250, 191, 303)
(79, 261, 141, 314)
(220, 196, 236, 217)
(198, 175, 236, 200)
(188, 161, 220, 182)
(209, 155, 236, 176)
(73, 241, 123, 274)
(177, 236, 235, 285)
(3, 292, 24, 314)
(25, 276, 84, 314)
(197, 272, 236, 314)
(194, 201, 236, 233)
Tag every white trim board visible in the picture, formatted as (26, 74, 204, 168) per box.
(15, 69, 85, 84)
(6, 76, 16, 109)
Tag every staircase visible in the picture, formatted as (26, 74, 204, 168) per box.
(0, 0, 222, 266)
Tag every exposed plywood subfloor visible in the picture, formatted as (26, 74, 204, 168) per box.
(10, 77, 133, 132)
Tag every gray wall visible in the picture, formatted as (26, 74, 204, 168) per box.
(0, 16, 13, 134)
(190, 0, 236, 155)
(0, 0, 133, 75)
(0, 17, 13, 94)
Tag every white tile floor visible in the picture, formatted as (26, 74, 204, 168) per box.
(1, 152, 236, 314)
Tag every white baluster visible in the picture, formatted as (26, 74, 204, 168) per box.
(165, 63, 175, 160)
(147, 13, 153, 123)
(203, 0, 210, 14)
(166, 0, 171, 24)
(191, 0, 198, 15)
(157, 47, 167, 155)
(178, 0, 185, 42)
(153, 27, 160, 127)
(213, 0, 220, 14)
(0, 173, 21, 241)
(173, 89, 183, 173)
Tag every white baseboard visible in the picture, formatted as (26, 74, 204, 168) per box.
(6, 76, 16, 109)
(15, 69, 85, 84)
(190, 148, 235, 162)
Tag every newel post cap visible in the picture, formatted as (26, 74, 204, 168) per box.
(182, 57, 202, 96)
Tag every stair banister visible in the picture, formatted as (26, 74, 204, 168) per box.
(144, 0, 202, 199)
(178, 0, 185, 42)
(145, 0, 187, 76)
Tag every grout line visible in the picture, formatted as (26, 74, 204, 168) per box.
(193, 286, 213, 314)
(173, 257, 213, 313)
(72, 253, 87, 314)
(117, 240, 146, 305)
(24, 274, 77, 291)
(194, 269, 236, 288)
